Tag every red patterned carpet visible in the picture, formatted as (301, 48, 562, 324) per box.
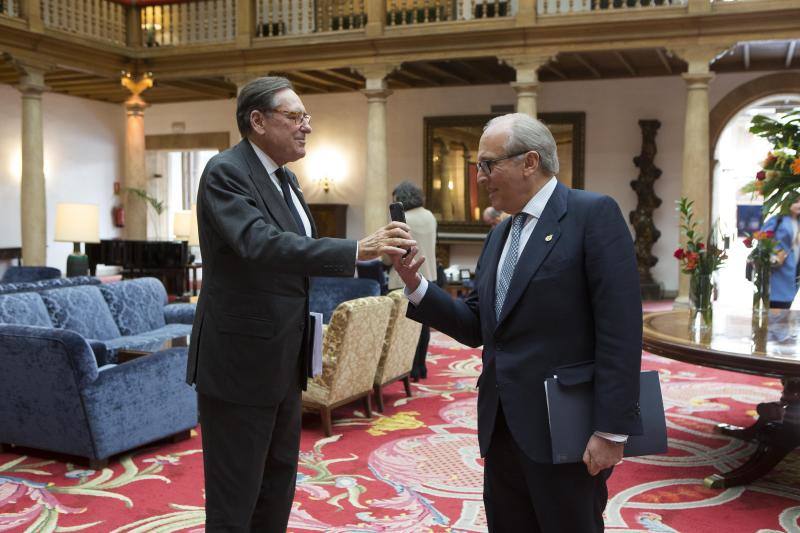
(3, 324, 800, 532)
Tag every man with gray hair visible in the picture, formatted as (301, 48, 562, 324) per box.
(392, 113, 642, 532)
(187, 76, 415, 531)
(483, 206, 504, 227)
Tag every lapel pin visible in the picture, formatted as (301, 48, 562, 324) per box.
(545, 234, 553, 242)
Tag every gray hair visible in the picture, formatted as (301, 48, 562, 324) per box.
(485, 113, 559, 176)
(236, 76, 294, 137)
(392, 181, 424, 210)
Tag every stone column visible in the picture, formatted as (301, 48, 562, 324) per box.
(357, 64, 396, 233)
(121, 72, 153, 240)
(672, 45, 726, 303)
(17, 64, 48, 266)
(501, 55, 551, 118)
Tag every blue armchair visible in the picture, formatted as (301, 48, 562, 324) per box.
(309, 277, 381, 323)
(0, 325, 197, 468)
(357, 259, 388, 295)
(1, 266, 61, 283)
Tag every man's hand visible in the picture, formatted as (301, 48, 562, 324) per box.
(582, 434, 624, 476)
(391, 246, 426, 292)
(358, 222, 415, 261)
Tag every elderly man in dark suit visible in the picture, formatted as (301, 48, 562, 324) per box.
(392, 113, 643, 532)
(187, 76, 414, 532)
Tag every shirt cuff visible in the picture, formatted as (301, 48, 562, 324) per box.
(594, 431, 628, 443)
(404, 276, 428, 306)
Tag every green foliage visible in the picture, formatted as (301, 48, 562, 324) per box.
(674, 197, 727, 276)
(745, 110, 800, 216)
(122, 187, 164, 215)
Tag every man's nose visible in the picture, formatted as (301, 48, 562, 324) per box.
(476, 173, 487, 186)
(300, 122, 312, 134)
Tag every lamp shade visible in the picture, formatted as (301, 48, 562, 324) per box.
(188, 203, 199, 246)
(54, 203, 100, 243)
(173, 210, 192, 240)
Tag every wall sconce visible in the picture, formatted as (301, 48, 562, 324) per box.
(307, 147, 346, 195)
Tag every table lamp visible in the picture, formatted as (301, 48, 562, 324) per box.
(55, 203, 100, 277)
(188, 203, 199, 247)
(173, 210, 192, 240)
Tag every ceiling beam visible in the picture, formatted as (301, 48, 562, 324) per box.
(786, 40, 797, 68)
(743, 42, 751, 70)
(655, 48, 672, 75)
(413, 61, 472, 84)
(289, 70, 346, 91)
(573, 53, 602, 79)
(615, 51, 637, 76)
(300, 70, 360, 91)
(433, 60, 478, 84)
(160, 80, 234, 99)
(400, 64, 443, 86)
(544, 63, 568, 80)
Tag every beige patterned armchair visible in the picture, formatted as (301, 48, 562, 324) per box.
(373, 290, 422, 412)
(302, 296, 393, 436)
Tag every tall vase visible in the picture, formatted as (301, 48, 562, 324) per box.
(689, 271, 714, 330)
(752, 259, 771, 318)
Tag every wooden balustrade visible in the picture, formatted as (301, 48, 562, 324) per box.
(0, 0, 20, 18)
(41, 0, 126, 44)
(537, 0, 685, 14)
(386, 0, 514, 24)
(140, 0, 236, 46)
(255, 0, 365, 36)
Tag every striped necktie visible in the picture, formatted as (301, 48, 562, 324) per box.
(495, 213, 528, 320)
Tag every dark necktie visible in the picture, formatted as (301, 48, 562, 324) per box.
(274, 167, 306, 236)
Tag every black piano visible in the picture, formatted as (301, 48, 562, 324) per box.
(86, 239, 197, 298)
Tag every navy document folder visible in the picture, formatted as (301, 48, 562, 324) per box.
(545, 362, 668, 464)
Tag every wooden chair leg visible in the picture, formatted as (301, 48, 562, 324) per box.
(363, 394, 373, 418)
(403, 375, 413, 397)
(321, 407, 332, 437)
(89, 458, 108, 470)
(374, 384, 385, 413)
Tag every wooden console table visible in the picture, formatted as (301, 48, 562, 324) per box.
(643, 308, 800, 488)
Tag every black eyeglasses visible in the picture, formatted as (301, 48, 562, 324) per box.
(271, 109, 312, 126)
(477, 151, 530, 175)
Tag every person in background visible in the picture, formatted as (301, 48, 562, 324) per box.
(387, 181, 437, 380)
(187, 76, 414, 532)
(483, 206, 504, 227)
(763, 197, 800, 308)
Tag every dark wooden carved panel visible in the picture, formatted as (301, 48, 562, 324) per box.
(309, 204, 348, 238)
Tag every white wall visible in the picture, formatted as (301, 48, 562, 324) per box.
(0, 84, 124, 272)
(142, 70, 782, 292)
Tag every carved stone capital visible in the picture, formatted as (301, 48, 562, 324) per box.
(125, 94, 148, 116)
(681, 72, 715, 90)
(670, 44, 731, 74)
(6, 55, 50, 96)
(499, 54, 553, 83)
(121, 71, 154, 98)
(361, 88, 393, 103)
(510, 81, 539, 97)
(352, 63, 399, 90)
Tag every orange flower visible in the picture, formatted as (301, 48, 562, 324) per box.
(791, 158, 800, 175)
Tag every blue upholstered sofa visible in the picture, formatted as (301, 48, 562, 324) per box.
(1, 266, 61, 283)
(309, 277, 381, 323)
(0, 276, 198, 466)
(0, 275, 100, 295)
(0, 277, 195, 364)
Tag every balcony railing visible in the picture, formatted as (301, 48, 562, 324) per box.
(0, 0, 20, 18)
(386, 0, 516, 25)
(41, 0, 126, 45)
(255, 0, 363, 36)
(538, 0, 685, 14)
(141, 0, 236, 46)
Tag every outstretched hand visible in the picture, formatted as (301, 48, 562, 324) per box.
(358, 222, 415, 261)
(391, 246, 426, 292)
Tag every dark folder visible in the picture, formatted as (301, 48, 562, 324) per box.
(545, 362, 667, 464)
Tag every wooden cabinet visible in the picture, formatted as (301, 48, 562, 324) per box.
(309, 204, 348, 238)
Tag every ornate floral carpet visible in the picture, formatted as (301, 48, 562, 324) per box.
(3, 322, 800, 532)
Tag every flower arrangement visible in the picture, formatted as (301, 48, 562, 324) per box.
(742, 110, 800, 216)
(744, 229, 780, 316)
(673, 198, 727, 276)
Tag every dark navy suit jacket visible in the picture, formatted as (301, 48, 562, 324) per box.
(408, 182, 643, 463)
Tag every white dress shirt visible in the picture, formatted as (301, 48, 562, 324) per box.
(406, 177, 626, 443)
(249, 141, 312, 237)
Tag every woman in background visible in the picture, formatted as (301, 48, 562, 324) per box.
(762, 197, 800, 309)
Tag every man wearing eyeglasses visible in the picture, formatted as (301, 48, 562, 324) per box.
(187, 76, 415, 532)
(392, 113, 642, 532)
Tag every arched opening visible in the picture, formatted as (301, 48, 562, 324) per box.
(713, 93, 800, 306)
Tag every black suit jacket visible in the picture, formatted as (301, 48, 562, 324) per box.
(408, 182, 643, 463)
(187, 139, 357, 406)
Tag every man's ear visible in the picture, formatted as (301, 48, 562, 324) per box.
(250, 110, 266, 135)
(523, 150, 540, 176)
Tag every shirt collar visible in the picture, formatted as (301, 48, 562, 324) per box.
(518, 177, 558, 220)
(249, 140, 280, 176)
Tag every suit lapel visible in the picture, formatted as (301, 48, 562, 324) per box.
(496, 182, 569, 327)
(481, 217, 510, 332)
(238, 140, 297, 234)
(286, 170, 318, 238)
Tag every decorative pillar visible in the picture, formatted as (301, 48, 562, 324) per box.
(121, 72, 153, 240)
(356, 64, 396, 233)
(500, 55, 552, 118)
(630, 120, 663, 300)
(16, 63, 48, 266)
(364, 0, 386, 37)
(672, 45, 725, 303)
(235, 0, 254, 48)
(20, 0, 43, 32)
